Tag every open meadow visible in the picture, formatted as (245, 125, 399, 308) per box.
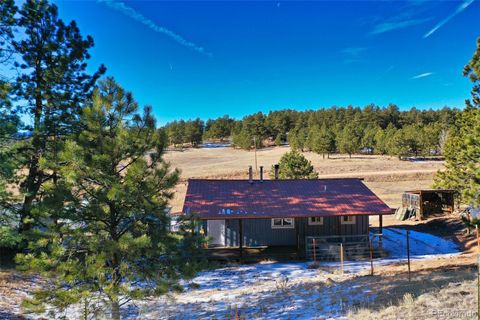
(165, 146, 445, 216)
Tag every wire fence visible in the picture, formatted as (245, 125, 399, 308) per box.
(305, 228, 461, 278)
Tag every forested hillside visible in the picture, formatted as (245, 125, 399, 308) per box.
(164, 106, 458, 158)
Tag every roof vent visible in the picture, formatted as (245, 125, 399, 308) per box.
(260, 166, 264, 182)
(248, 166, 253, 184)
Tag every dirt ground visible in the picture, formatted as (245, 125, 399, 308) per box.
(165, 146, 444, 212)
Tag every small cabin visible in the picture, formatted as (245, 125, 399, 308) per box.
(182, 174, 393, 260)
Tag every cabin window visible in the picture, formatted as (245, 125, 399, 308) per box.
(340, 216, 356, 225)
(271, 218, 294, 229)
(308, 217, 324, 225)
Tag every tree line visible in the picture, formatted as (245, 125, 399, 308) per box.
(164, 106, 457, 158)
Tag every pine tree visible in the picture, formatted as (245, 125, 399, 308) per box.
(271, 150, 318, 179)
(0, 81, 23, 249)
(434, 38, 480, 205)
(306, 125, 320, 152)
(0, 0, 16, 64)
(7, 0, 105, 235)
(338, 124, 360, 158)
(314, 126, 336, 159)
(17, 78, 203, 319)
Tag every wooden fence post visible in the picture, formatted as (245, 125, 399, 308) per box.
(406, 230, 411, 281)
(369, 239, 374, 276)
(313, 238, 316, 262)
(477, 255, 480, 320)
(340, 243, 344, 274)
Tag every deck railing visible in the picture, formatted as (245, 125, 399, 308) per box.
(305, 233, 384, 261)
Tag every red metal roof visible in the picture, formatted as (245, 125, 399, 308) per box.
(182, 178, 393, 219)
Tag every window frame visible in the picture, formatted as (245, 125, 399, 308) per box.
(308, 216, 324, 225)
(340, 215, 356, 225)
(271, 218, 295, 229)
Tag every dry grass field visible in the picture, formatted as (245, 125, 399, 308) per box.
(164, 146, 445, 214)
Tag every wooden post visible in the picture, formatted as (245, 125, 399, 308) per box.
(313, 238, 316, 262)
(418, 190, 423, 220)
(406, 230, 411, 281)
(239, 219, 243, 263)
(379, 215, 383, 257)
(340, 242, 344, 274)
(369, 239, 374, 276)
(477, 255, 480, 320)
(296, 219, 300, 255)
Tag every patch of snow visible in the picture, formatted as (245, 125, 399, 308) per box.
(14, 228, 462, 319)
(381, 228, 459, 258)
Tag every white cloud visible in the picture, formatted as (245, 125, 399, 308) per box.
(424, 0, 475, 38)
(411, 72, 434, 79)
(371, 18, 431, 35)
(98, 0, 212, 57)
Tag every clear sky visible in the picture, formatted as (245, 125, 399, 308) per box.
(52, 0, 480, 124)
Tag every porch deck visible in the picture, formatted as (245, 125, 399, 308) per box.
(202, 246, 301, 263)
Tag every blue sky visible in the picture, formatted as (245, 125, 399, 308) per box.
(51, 0, 480, 124)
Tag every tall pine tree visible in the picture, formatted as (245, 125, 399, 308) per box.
(8, 0, 105, 234)
(434, 38, 480, 204)
(17, 78, 203, 319)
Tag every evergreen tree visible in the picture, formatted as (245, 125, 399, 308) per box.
(274, 134, 283, 146)
(17, 78, 203, 319)
(306, 125, 320, 152)
(7, 0, 105, 235)
(422, 122, 442, 155)
(203, 115, 234, 141)
(316, 126, 336, 159)
(271, 151, 318, 179)
(362, 125, 379, 154)
(338, 124, 360, 158)
(388, 128, 410, 159)
(0, 81, 23, 249)
(0, 0, 16, 64)
(435, 38, 480, 205)
(166, 120, 184, 147)
(374, 127, 387, 154)
(184, 118, 204, 147)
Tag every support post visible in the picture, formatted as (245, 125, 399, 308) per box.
(406, 230, 411, 281)
(239, 219, 243, 263)
(379, 214, 383, 257)
(296, 219, 300, 253)
(340, 242, 344, 275)
(369, 239, 374, 276)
